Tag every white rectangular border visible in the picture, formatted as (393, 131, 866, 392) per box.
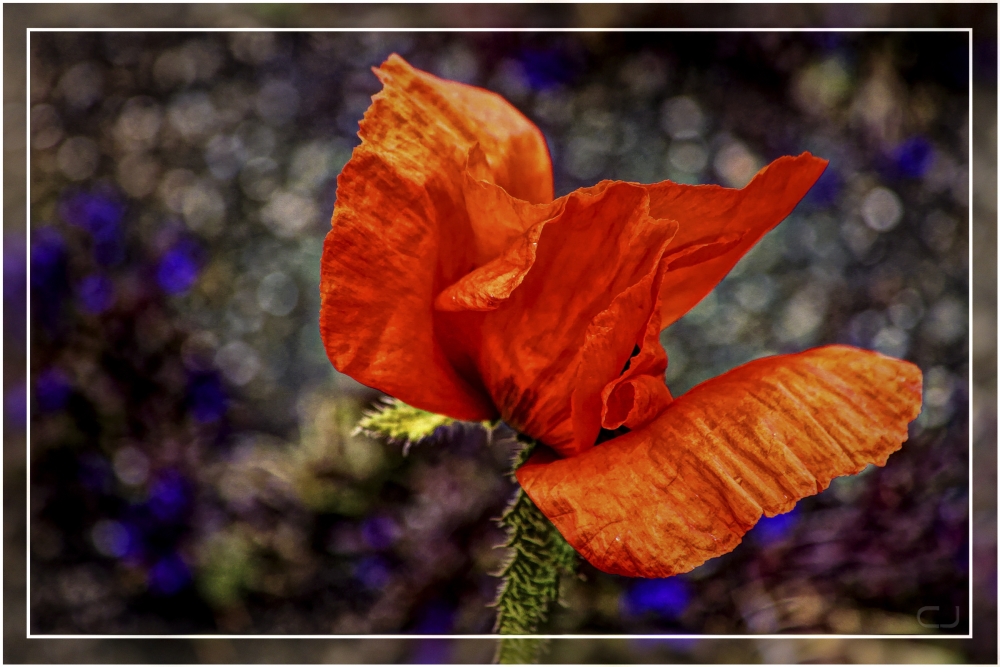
(24, 25, 976, 641)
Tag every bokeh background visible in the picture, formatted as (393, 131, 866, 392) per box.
(4, 4, 996, 665)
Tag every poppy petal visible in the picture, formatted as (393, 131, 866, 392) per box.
(320, 55, 552, 419)
(367, 54, 553, 206)
(517, 345, 922, 578)
(598, 269, 673, 432)
(648, 153, 828, 329)
(436, 183, 678, 454)
(463, 144, 562, 266)
(570, 265, 674, 451)
(602, 373, 674, 432)
(435, 174, 562, 312)
(320, 149, 494, 418)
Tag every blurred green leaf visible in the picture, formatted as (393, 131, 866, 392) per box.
(197, 529, 261, 609)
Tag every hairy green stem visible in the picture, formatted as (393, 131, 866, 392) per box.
(493, 437, 578, 664)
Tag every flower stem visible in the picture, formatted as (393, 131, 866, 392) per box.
(493, 437, 578, 664)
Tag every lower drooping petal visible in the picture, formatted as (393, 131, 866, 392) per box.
(516, 345, 923, 578)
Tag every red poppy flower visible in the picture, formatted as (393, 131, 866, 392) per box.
(320, 55, 923, 578)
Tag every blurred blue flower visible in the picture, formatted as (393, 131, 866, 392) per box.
(412, 599, 454, 634)
(894, 136, 934, 179)
(633, 637, 699, 652)
(35, 368, 71, 412)
(31, 228, 68, 331)
(622, 577, 691, 619)
(4, 382, 27, 428)
(4, 233, 27, 303)
(804, 165, 841, 208)
(4, 236, 27, 343)
(30, 228, 66, 287)
(187, 372, 227, 423)
(518, 47, 578, 91)
(354, 555, 391, 590)
(119, 521, 145, 559)
(114, 510, 151, 561)
(76, 273, 116, 314)
(410, 639, 452, 663)
(148, 469, 191, 522)
(752, 507, 800, 545)
(157, 240, 201, 295)
(361, 515, 399, 551)
(148, 553, 191, 595)
(60, 190, 124, 232)
(60, 190, 126, 266)
(812, 33, 843, 52)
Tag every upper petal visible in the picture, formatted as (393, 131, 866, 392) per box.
(365, 54, 553, 207)
(517, 345, 922, 578)
(648, 153, 828, 329)
(319, 55, 553, 420)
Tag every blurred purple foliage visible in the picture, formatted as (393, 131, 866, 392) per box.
(76, 273, 115, 314)
(518, 46, 580, 91)
(5, 383, 28, 428)
(186, 372, 228, 423)
(354, 555, 392, 591)
(156, 240, 202, 295)
(35, 367, 71, 412)
(894, 136, 935, 179)
(149, 553, 193, 596)
(148, 470, 191, 523)
(60, 190, 126, 266)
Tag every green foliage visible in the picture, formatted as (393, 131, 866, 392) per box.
(197, 528, 261, 609)
(355, 398, 454, 450)
(493, 438, 579, 664)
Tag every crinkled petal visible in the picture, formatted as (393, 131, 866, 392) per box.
(435, 171, 562, 312)
(517, 346, 922, 578)
(463, 144, 561, 265)
(648, 153, 828, 329)
(319, 54, 552, 419)
(436, 182, 678, 454)
(597, 267, 673, 432)
(320, 149, 493, 418)
(364, 54, 553, 208)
